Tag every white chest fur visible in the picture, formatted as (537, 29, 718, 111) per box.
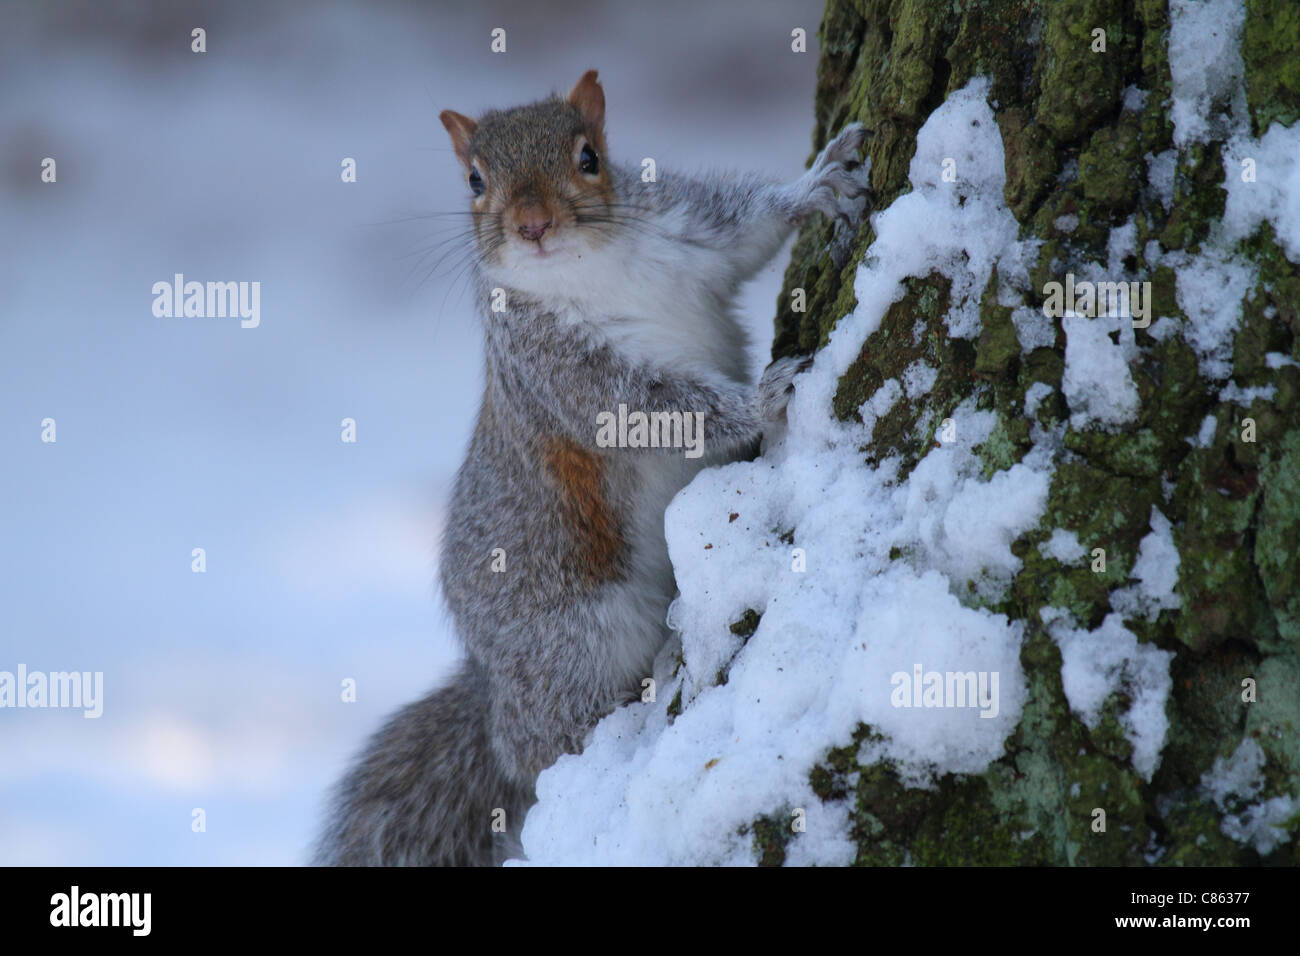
(486, 210, 752, 385)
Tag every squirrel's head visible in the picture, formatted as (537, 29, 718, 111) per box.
(441, 70, 615, 270)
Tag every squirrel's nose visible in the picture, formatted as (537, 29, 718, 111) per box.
(517, 216, 553, 242)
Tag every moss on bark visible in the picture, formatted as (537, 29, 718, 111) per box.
(760, 0, 1299, 865)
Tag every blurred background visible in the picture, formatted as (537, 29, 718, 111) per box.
(0, 0, 822, 864)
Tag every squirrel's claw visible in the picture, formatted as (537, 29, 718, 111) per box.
(789, 122, 874, 227)
(759, 355, 814, 422)
(820, 122, 869, 166)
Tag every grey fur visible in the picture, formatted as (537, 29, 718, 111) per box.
(314, 86, 868, 866)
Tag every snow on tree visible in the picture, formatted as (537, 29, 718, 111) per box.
(517, 0, 1300, 865)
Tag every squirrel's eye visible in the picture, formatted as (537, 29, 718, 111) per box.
(468, 168, 485, 196)
(579, 144, 599, 175)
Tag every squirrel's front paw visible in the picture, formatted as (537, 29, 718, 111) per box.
(759, 355, 814, 422)
(789, 123, 873, 227)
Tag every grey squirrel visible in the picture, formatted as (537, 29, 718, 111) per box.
(313, 70, 870, 865)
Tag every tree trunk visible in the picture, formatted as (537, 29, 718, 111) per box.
(766, 0, 1300, 865)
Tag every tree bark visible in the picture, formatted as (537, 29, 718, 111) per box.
(764, 0, 1300, 865)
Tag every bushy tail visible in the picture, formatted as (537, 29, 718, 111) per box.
(313, 659, 532, 866)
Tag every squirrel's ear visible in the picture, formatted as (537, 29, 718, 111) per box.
(439, 110, 477, 167)
(567, 70, 605, 132)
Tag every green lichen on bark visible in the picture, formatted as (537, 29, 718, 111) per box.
(730, 608, 764, 639)
(1241, 0, 1300, 133)
(755, 0, 1299, 865)
(745, 813, 795, 866)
